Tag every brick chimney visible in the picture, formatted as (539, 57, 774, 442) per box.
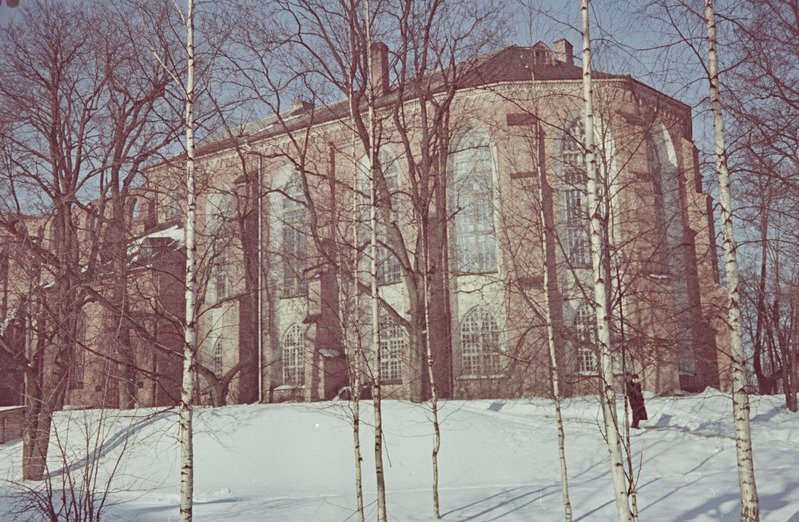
(370, 42, 389, 97)
(553, 38, 574, 66)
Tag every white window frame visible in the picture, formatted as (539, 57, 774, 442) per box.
(281, 173, 308, 298)
(575, 303, 598, 374)
(213, 338, 224, 377)
(452, 130, 497, 274)
(282, 324, 305, 386)
(460, 306, 503, 377)
(379, 316, 404, 382)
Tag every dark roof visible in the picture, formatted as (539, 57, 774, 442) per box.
(194, 45, 661, 157)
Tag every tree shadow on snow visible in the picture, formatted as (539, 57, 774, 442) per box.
(442, 485, 560, 520)
(47, 411, 171, 478)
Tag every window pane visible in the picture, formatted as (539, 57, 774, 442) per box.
(452, 132, 496, 274)
(461, 307, 502, 376)
(567, 228, 588, 266)
(282, 176, 308, 297)
(379, 318, 404, 381)
(283, 325, 305, 386)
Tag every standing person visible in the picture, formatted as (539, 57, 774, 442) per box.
(626, 374, 648, 429)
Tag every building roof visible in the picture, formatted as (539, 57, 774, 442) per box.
(190, 43, 684, 159)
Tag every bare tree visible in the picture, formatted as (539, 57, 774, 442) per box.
(0, 0, 148, 481)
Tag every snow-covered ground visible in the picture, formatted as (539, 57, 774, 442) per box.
(1, 389, 798, 521)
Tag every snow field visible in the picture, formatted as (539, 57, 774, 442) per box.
(1, 389, 798, 520)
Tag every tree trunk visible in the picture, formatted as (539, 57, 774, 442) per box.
(705, 1, 760, 519)
(111, 184, 135, 410)
(364, 7, 387, 520)
(535, 120, 572, 521)
(180, 1, 197, 519)
(581, 3, 631, 520)
(753, 204, 770, 394)
(345, 134, 365, 522)
(421, 205, 442, 519)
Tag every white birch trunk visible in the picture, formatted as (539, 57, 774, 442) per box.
(581, 2, 631, 520)
(704, 2, 760, 519)
(364, 5, 387, 519)
(535, 122, 572, 521)
(349, 135, 365, 522)
(421, 215, 441, 519)
(180, 1, 197, 520)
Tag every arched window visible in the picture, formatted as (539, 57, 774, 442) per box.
(281, 173, 308, 297)
(379, 316, 404, 382)
(575, 303, 597, 374)
(461, 307, 502, 376)
(213, 339, 224, 377)
(209, 192, 234, 303)
(282, 324, 305, 386)
(360, 149, 402, 285)
(69, 313, 86, 390)
(164, 181, 181, 222)
(561, 117, 589, 267)
(452, 129, 496, 273)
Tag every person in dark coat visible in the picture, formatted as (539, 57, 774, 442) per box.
(626, 373, 647, 429)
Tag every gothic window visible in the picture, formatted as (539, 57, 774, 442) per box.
(575, 303, 597, 374)
(452, 129, 496, 273)
(164, 182, 181, 222)
(69, 313, 86, 390)
(379, 316, 404, 382)
(282, 324, 305, 386)
(213, 243, 228, 301)
(213, 339, 223, 377)
(281, 173, 308, 297)
(360, 150, 402, 285)
(461, 307, 502, 376)
(561, 118, 590, 268)
(209, 193, 234, 303)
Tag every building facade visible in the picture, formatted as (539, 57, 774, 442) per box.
(1, 39, 732, 408)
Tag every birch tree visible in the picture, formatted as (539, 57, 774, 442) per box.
(581, 2, 631, 520)
(179, 0, 197, 517)
(704, 1, 759, 519)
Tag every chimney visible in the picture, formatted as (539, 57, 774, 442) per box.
(553, 38, 574, 66)
(290, 100, 313, 113)
(370, 42, 389, 97)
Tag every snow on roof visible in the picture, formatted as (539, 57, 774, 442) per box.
(128, 224, 184, 266)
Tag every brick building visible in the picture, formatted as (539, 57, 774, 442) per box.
(2, 39, 731, 408)
(140, 39, 729, 404)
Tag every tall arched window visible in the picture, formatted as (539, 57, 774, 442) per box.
(360, 149, 402, 285)
(575, 303, 597, 374)
(282, 324, 305, 386)
(281, 173, 308, 297)
(461, 306, 501, 376)
(379, 316, 404, 382)
(209, 192, 234, 303)
(452, 128, 496, 273)
(164, 181, 181, 222)
(561, 117, 589, 267)
(213, 339, 224, 377)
